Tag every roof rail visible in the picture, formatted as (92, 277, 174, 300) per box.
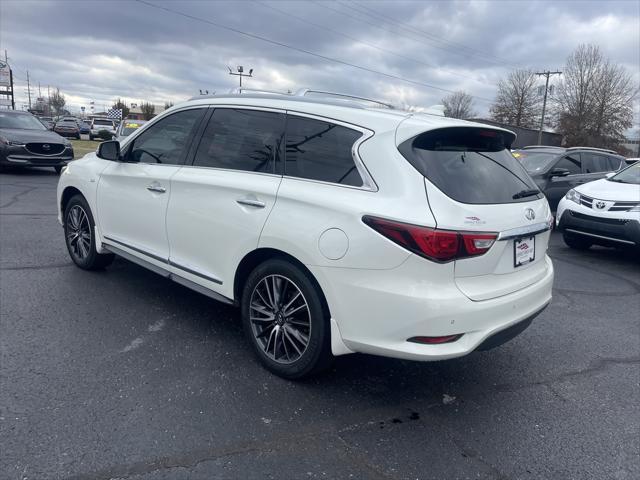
(521, 145, 565, 150)
(566, 146, 618, 155)
(295, 89, 395, 109)
(230, 87, 293, 96)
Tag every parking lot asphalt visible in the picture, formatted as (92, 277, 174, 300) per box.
(1, 168, 639, 480)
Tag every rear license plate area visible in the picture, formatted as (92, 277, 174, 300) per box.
(514, 236, 535, 267)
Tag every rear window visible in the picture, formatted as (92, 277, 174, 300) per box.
(93, 119, 113, 126)
(514, 150, 559, 173)
(398, 127, 541, 204)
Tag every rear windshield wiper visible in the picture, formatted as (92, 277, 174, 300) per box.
(512, 189, 540, 199)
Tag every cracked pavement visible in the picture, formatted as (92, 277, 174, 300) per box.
(1, 168, 639, 479)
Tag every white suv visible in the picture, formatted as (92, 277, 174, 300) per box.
(89, 117, 116, 140)
(57, 90, 554, 379)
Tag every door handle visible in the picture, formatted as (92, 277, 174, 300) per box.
(146, 183, 166, 193)
(236, 198, 266, 208)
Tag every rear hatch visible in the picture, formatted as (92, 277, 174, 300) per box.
(397, 122, 552, 301)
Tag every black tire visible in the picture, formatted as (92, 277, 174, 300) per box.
(64, 194, 114, 270)
(75, 134, 80, 139)
(54, 166, 63, 174)
(563, 232, 592, 250)
(241, 258, 333, 379)
(89, 134, 94, 141)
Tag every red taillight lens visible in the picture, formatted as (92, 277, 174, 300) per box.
(408, 334, 463, 344)
(362, 215, 496, 262)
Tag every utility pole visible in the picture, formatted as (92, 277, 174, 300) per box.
(26, 70, 32, 109)
(228, 65, 253, 90)
(536, 70, 562, 145)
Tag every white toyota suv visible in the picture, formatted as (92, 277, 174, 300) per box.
(57, 90, 554, 379)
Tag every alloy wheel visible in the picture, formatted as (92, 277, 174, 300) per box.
(66, 205, 92, 261)
(249, 274, 311, 364)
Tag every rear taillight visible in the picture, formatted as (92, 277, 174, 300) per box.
(362, 215, 496, 262)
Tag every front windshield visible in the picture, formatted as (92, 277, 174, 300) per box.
(0, 112, 47, 130)
(121, 123, 143, 136)
(609, 163, 640, 185)
(513, 150, 558, 173)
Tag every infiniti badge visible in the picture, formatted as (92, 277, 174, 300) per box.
(525, 208, 536, 221)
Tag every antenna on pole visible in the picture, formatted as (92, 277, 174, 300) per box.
(228, 65, 253, 90)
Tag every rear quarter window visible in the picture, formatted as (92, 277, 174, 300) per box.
(285, 116, 364, 187)
(398, 127, 541, 204)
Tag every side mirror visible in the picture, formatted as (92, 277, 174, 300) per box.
(550, 167, 570, 177)
(97, 140, 121, 161)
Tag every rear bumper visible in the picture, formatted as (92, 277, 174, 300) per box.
(557, 209, 640, 246)
(311, 254, 553, 361)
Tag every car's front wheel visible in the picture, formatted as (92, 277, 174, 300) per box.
(64, 195, 114, 270)
(241, 259, 333, 379)
(563, 232, 592, 250)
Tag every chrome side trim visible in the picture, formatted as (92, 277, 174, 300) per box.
(103, 235, 168, 263)
(102, 243, 170, 278)
(497, 222, 551, 241)
(565, 229, 635, 245)
(103, 236, 224, 285)
(170, 274, 233, 305)
(168, 260, 223, 285)
(101, 244, 232, 304)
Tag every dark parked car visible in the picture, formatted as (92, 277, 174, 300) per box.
(39, 116, 55, 130)
(53, 117, 81, 139)
(78, 120, 91, 135)
(0, 110, 74, 173)
(513, 146, 625, 211)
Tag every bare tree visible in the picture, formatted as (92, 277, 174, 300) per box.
(50, 88, 66, 116)
(112, 98, 130, 118)
(555, 44, 636, 149)
(442, 91, 476, 119)
(164, 101, 174, 110)
(490, 69, 540, 128)
(140, 102, 155, 120)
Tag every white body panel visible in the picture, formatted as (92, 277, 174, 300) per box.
(96, 162, 181, 260)
(166, 168, 282, 298)
(57, 93, 554, 364)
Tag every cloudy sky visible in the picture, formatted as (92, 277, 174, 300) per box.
(1, 0, 638, 120)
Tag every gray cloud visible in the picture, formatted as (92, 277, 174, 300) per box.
(1, 0, 638, 119)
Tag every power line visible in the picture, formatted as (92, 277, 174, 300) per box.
(134, 0, 493, 103)
(254, 1, 482, 83)
(314, 0, 515, 69)
(347, 1, 521, 68)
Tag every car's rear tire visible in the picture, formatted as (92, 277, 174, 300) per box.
(241, 258, 333, 379)
(64, 194, 114, 270)
(563, 232, 592, 250)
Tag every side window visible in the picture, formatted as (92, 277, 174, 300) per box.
(129, 109, 204, 165)
(285, 115, 363, 187)
(193, 109, 284, 173)
(582, 152, 610, 173)
(555, 153, 581, 175)
(607, 156, 622, 171)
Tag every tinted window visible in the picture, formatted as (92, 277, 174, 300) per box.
(582, 152, 611, 173)
(514, 150, 559, 174)
(609, 163, 640, 185)
(285, 116, 363, 187)
(193, 109, 284, 173)
(398, 127, 539, 204)
(93, 119, 113, 126)
(555, 154, 581, 174)
(0, 112, 46, 130)
(129, 109, 204, 165)
(607, 156, 622, 171)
